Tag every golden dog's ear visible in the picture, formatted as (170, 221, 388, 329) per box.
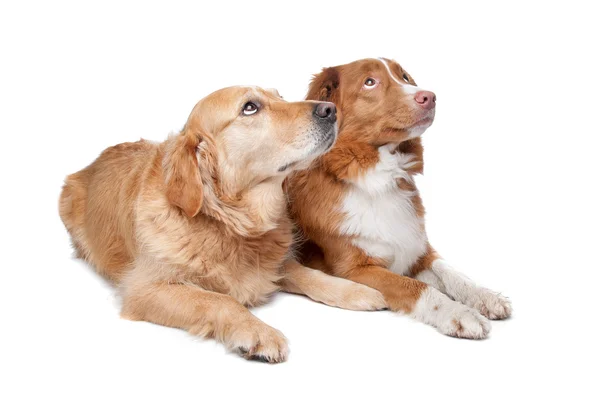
(306, 67, 340, 104)
(163, 132, 203, 218)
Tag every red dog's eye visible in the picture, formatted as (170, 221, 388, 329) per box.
(364, 78, 377, 87)
(402, 73, 409, 82)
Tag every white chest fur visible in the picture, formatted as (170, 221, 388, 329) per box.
(338, 145, 427, 275)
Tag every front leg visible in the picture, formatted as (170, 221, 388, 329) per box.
(280, 259, 386, 311)
(121, 267, 288, 363)
(411, 246, 512, 320)
(346, 265, 491, 339)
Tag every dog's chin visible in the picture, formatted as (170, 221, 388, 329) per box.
(318, 130, 337, 153)
(406, 117, 434, 138)
(383, 116, 434, 143)
(276, 130, 337, 174)
(300, 131, 337, 165)
(307, 127, 337, 158)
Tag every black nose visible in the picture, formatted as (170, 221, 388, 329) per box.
(314, 102, 337, 122)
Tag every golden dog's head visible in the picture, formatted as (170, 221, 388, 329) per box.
(307, 58, 435, 145)
(164, 86, 337, 218)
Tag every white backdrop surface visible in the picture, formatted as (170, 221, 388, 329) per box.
(1, 1, 598, 399)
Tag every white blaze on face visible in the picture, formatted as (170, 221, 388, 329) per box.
(377, 58, 433, 138)
(377, 58, 421, 95)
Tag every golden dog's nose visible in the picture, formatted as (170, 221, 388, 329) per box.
(314, 102, 337, 122)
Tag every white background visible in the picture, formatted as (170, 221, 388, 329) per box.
(1, 1, 599, 399)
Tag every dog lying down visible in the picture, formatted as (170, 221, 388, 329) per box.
(287, 58, 512, 339)
(59, 86, 386, 363)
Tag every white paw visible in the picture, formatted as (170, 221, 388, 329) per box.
(467, 289, 512, 320)
(439, 305, 491, 339)
(412, 287, 491, 339)
(228, 319, 289, 363)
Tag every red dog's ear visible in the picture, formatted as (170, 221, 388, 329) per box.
(163, 132, 203, 218)
(306, 67, 340, 104)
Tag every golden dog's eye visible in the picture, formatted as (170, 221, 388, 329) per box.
(242, 102, 258, 115)
(402, 73, 410, 83)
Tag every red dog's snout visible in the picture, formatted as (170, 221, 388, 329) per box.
(414, 91, 436, 110)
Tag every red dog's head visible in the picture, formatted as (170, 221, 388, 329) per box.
(306, 58, 435, 146)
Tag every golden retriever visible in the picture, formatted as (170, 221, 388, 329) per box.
(286, 58, 511, 339)
(59, 86, 385, 363)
